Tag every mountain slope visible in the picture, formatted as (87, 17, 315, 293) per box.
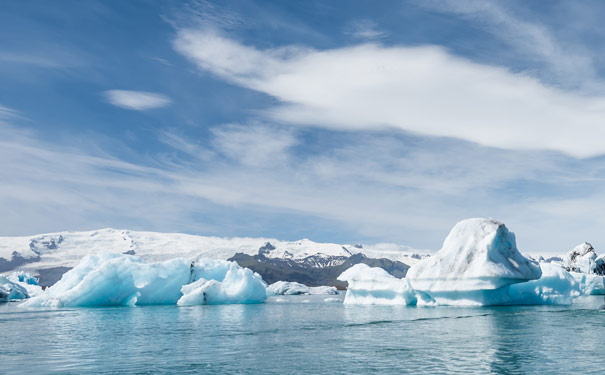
(0, 229, 425, 286)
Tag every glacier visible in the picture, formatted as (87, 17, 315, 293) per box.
(266, 281, 338, 296)
(339, 218, 585, 306)
(21, 252, 267, 307)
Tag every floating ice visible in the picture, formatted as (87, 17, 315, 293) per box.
(22, 252, 267, 307)
(338, 218, 583, 306)
(563, 243, 600, 274)
(0, 271, 42, 301)
(570, 272, 605, 295)
(507, 262, 581, 305)
(177, 260, 267, 306)
(405, 218, 542, 305)
(337, 264, 428, 305)
(266, 281, 338, 296)
(0, 275, 29, 301)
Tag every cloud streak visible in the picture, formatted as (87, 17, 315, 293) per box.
(104, 90, 172, 111)
(173, 29, 605, 158)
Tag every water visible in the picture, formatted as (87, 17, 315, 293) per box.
(1, 295, 604, 374)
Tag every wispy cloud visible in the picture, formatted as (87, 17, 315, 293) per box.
(3, 103, 605, 254)
(416, 0, 598, 91)
(173, 29, 605, 158)
(104, 90, 172, 111)
(211, 124, 297, 167)
(344, 20, 388, 40)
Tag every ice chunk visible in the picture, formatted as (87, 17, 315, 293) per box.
(507, 262, 582, 305)
(6, 271, 43, 298)
(570, 272, 605, 295)
(266, 281, 338, 296)
(337, 264, 426, 305)
(563, 242, 602, 275)
(0, 275, 30, 301)
(177, 261, 267, 305)
(405, 218, 541, 305)
(22, 252, 267, 307)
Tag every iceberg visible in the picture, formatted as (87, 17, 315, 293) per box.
(507, 262, 581, 305)
(177, 260, 267, 306)
(0, 275, 30, 301)
(22, 252, 267, 307)
(570, 272, 605, 295)
(560, 243, 605, 295)
(338, 218, 582, 306)
(266, 281, 338, 296)
(337, 264, 428, 305)
(0, 271, 42, 301)
(406, 218, 542, 305)
(563, 243, 603, 275)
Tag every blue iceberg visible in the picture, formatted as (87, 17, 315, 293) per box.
(22, 252, 267, 307)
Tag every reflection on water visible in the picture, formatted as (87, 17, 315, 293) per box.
(1, 295, 604, 374)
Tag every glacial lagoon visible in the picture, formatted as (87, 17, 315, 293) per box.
(1, 294, 603, 375)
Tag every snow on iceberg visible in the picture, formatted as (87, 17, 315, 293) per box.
(406, 218, 542, 306)
(266, 281, 338, 296)
(22, 252, 267, 307)
(337, 264, 430, 305)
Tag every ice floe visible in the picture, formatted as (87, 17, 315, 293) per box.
(266, 281, 338, 296)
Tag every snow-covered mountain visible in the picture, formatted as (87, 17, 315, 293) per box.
(0, 228, 428, 286)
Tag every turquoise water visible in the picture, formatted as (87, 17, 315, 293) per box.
(1, 295, 604, 374)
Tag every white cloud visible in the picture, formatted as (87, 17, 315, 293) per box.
(173, 30, 605, 158)
(104, 90, 171, 111)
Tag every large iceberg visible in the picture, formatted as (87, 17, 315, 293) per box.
(339, 218, 584, 306)
(266, 281, 338, 296)
(406, 218, 542, 305)
(337, 264, 430, 305)
(22, 252, 267, 307)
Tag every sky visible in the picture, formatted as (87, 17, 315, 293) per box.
(2, 0, 605, 254)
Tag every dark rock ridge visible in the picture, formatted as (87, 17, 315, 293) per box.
(229, 243, 409, 289)
(0, 251, 41, 273)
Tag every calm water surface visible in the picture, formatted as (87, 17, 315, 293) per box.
(1, 295, 604, 374)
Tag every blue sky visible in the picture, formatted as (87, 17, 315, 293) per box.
(3, 0, 605, 254)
